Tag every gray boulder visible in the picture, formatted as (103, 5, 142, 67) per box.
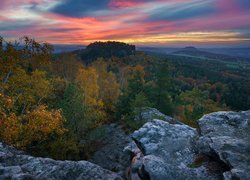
(0, 142, 122, 180)
(134, 107, 181, 124)
(130, 119, 219, 179)
(197, 111, 250, 180)
(128, 110, 250, 180)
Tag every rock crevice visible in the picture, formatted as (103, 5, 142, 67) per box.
(127, 110, 250, 180)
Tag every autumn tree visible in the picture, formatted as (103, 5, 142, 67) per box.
(0, 37, 66, 155)
(92, 60, 120, 113)
(53, 53, 83, 81)
(75, 66, 106, 128)
(6, 68, 52, 113)
(0, 36, 52, 89)
(176, 88, 226, 127)
(0, 103, 65, 149)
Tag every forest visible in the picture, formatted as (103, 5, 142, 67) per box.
(0, 37, 249, 160)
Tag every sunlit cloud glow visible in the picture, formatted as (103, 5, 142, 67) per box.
(0, 0, 249, 46)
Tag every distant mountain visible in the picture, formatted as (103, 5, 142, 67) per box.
(73, 41, 136, 64)
(53, 44, 85, 54)
(137, 47, 180, 54)
(201, 48, 250, 59)
(138, 46, 250, 59)
(172, 47, 250, 62)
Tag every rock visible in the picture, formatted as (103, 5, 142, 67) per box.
(130, 120, 219, 179)
(128, 110, 250, 179)
(1, 110, 249, 179)
(197, 111, 250, 180)
(134, 107, 181, 124)
(89, 124, 131, 178)
(0, 142, 122, 180)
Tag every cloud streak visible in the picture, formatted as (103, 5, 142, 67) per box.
(0, 0, 249, 46)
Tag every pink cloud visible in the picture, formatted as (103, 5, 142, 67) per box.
(1, 0, 250, 46)
(215, 0, 241, 14)
(108, 0, 144, 9)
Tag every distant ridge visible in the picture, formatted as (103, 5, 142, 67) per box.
(181, 46, 198, 51)
(172, 46, 250, 62)
(138, 46, 250, 59)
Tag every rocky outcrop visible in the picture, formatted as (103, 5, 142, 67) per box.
(0, 142, 122, 179)
(129, 120, 219, 179)
(127, 110, 250, 180)
(134, 107, 181, 124)
(1, 109, 249, 179)
(197, 111, 250, 180)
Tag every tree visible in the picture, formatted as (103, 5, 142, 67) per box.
(57, 83, 88, 135)
(92, 60, 120, 113)
(0, 104, 65, 149)
(52, 53, 83, 81)
(6, 68, 52, 113)
(146, 62, 174, 115)
(0, 36, 52, 88)
(130, 92, 152, 121)
(115, 65, 145, 120)
(75, 67, 103, 107)
(75, 66, 106, 128)
(176, 88, 226, 127)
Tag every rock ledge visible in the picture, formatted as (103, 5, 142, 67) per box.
(0, 142, 122, 180)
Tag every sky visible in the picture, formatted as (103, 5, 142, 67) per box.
(0, 0, 250, 47)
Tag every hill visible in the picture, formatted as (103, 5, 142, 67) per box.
(73, 41, 136, 64)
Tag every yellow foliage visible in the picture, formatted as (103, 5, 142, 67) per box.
(0, 105, 66, 149)
(0, 113, 20, 145)
(4, 97, 13, 109)
(92, 60, 120, 112)
(75, 67, 103, 108)
(7, 68, 51, 111)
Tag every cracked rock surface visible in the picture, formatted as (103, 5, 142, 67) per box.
(197, 111, 250, 180)
(0, 142, 122, 180)
(127, 110, 250, 180)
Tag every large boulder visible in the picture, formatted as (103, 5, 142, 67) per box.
(128, 110, 250, 180)
(130, 120, 219, 179)
(197, 111, 250, 180)
(0, 142, 122, 180)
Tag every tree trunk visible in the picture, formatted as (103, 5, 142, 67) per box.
(3, 70, 12, 84)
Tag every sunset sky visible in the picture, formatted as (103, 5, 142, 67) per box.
(0, 0, 250, 46)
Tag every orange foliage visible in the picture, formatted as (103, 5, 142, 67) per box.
(0, 104, 66, 149)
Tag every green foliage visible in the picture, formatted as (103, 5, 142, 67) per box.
(56, 83, 87, 135)
(145, 62, 174, 115)
(130, 92, 152, 120)
(175, 88, 226, 127)
(115, 66, 145, 121)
